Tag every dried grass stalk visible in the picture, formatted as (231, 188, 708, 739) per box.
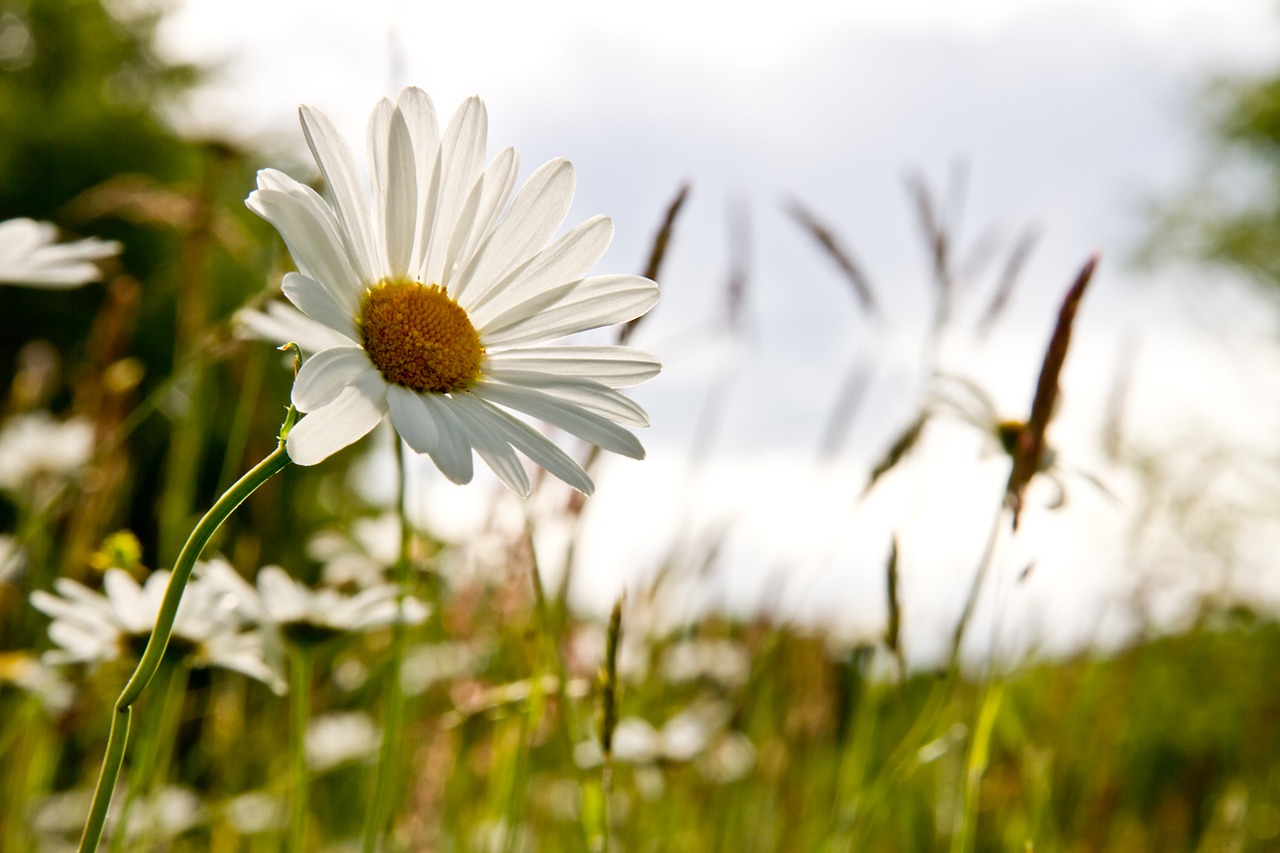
(1006, 254, 1099, 529)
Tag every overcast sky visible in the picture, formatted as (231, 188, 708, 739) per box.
(158, 0, 1280, 663)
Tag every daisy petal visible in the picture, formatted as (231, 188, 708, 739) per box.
(286, 376, 388, 466)
(472, 382, 645, 459)
(442, 147, 519, 294)
(453, 393, 594, 495)
(481, 373, 650, 427)
(465, 215, 613, 326)
(299, 105, 380, 283)
(365, 98, 394, 247)
(455, 158, 575, 304)
(31, 589, 112, 633)
(445, 395, 530, 496)
(235, 302, 356, 353)
(386, 384, 439, 453)
(419, 97, 487, 285)
(485, 345, 661, 388)
(480, 275, 659, 348)
(247, 181, 360, 313)
(103, 570, 149, 634)
(282, 272, 360, 341)
(384, 108, 417, 279)
(293, 347, 379, 412)
(396, 86, 440, 195)
(419, 393, 474, 484)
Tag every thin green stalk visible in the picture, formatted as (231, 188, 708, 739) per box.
(363, 439, 413, 853)
(951, 684, 1003, 853)
(502, 700, 536, 853)
(108, 658, 188, 853)
(948, 505, 1006, 672)
(526, 522, 585, 749)
(77, 417, 294, 853)
(597, 599, 624, 853)
(288, 645, 313, 853)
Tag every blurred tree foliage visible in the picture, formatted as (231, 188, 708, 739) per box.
(0, 0, 319, 581)
(1148, 59, 1280, 290)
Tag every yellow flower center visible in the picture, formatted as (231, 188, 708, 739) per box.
(359, 280, 483, 393)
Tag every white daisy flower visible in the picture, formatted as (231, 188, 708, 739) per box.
(307, 511, 402, 588)
(660, 638, 751, 688)
(202, 561, 427, 647)
(0, 411, 95, 493)
(247, 87, 661, 496)
(29, 566, 285, 692)
(305, 710, 381, 772)
(0, 217, 119, 288)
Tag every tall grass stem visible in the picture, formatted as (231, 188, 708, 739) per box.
(288, 645, 313, 853)
(363, 438, 412, 853)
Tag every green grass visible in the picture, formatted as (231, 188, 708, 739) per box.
(4, 594, 1280, 852)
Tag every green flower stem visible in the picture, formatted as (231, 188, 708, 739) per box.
(108, 657, 188, 853)
(288, 644, 313, 853)
(77, 436, 293, 853)
(363, 439, 412, 853)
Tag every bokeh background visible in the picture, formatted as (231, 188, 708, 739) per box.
(149, 0, 1280, 659)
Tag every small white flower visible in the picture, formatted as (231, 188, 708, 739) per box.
(700, 732, 756, 783)
(0, 218, 119, 288)
(33, 786, 204, 846)
(203, 561, 427, 646)
(122, 786, 205, 841)
(660, 639, 751, 688)
(222, 791, 285, 835)
(0, 412, 95, 492)
(305, 710, 381, 772)
(29, 565, 285, 692)
(400, 641, 484, 696)
(307, 512, 402, 588)
(575, 704, 730, 768)
(247, 87, 660, 496)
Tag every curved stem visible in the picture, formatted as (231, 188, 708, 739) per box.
(108, 657, 186, 853)
(77, 440, 293, 853)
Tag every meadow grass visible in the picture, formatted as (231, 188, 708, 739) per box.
(3, 588, 1278, 851)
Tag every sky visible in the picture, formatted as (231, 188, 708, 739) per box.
(155, 0, 1280, 664)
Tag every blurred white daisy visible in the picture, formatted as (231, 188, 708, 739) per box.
(0, 218, 119, 288)
(222, 791, 286, 835)
(305, 710, 381, 772)
(202, 561, 427, 647)
(247, 87, 660, 496)
(29, 565, 285, 692)
(0, 411, 95, 493)
(307, 511, 402, 588)
(574, 703, 733, 767)
(660, 638, 751, 688)
(122, 786, 205, 841)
